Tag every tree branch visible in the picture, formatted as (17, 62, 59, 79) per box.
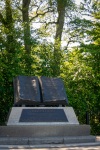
(30, 6, 54, 22)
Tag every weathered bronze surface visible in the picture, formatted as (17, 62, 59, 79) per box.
(19, 109, 68, 122)
(13, 76, 41, 106)
(39, 76, 68, 105)
(13, 76, 68, 106)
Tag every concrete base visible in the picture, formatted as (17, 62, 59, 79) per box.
(3, 106, 95, 145)
(0, 136, 96, 145)
(0, 125, 90, 137)
(1, 106, 96, 145)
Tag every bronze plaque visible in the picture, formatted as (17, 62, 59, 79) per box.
(19, 109, 68, 122)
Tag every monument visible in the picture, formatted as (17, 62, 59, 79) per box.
(8, 76, 78, 125)
(0, 76, 96, 145)
(13, 76, 68, 106)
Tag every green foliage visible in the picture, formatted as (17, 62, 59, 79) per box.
(60, 48, 100, 135)
(35, 43, 54, 76)
(60, 0, 100, 134)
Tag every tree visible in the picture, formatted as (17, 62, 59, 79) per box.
(48, 0, 75, 76)
(52, 0, 67, 76)
(79, 0, 100, 134)
(22, 0, 31, 53)
(0, 0, 15, 54)
(60, 0, 100, 134)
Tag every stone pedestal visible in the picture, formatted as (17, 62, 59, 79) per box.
(7, 107, 79, 125)
(0, 106, 95, 145)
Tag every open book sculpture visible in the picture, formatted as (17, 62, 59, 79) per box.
(13, 76, 68, 106)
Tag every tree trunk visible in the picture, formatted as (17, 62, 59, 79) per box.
(5, 0, 15, 53)
(22, 0, 32, 74)
(53, 0, 66, 76)
(22, 0, 31, 54)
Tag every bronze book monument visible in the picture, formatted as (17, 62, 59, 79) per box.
(13, 76, 68, 107)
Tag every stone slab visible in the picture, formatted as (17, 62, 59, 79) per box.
(0, 125, 90, 137)
(39, 76, 68, 105)
(7, 107, 79, 125)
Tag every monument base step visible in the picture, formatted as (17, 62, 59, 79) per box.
(0, 136, 96, 145)
(0, 125, 90, 137)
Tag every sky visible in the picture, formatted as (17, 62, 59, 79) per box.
(75, 0, 81, 5)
